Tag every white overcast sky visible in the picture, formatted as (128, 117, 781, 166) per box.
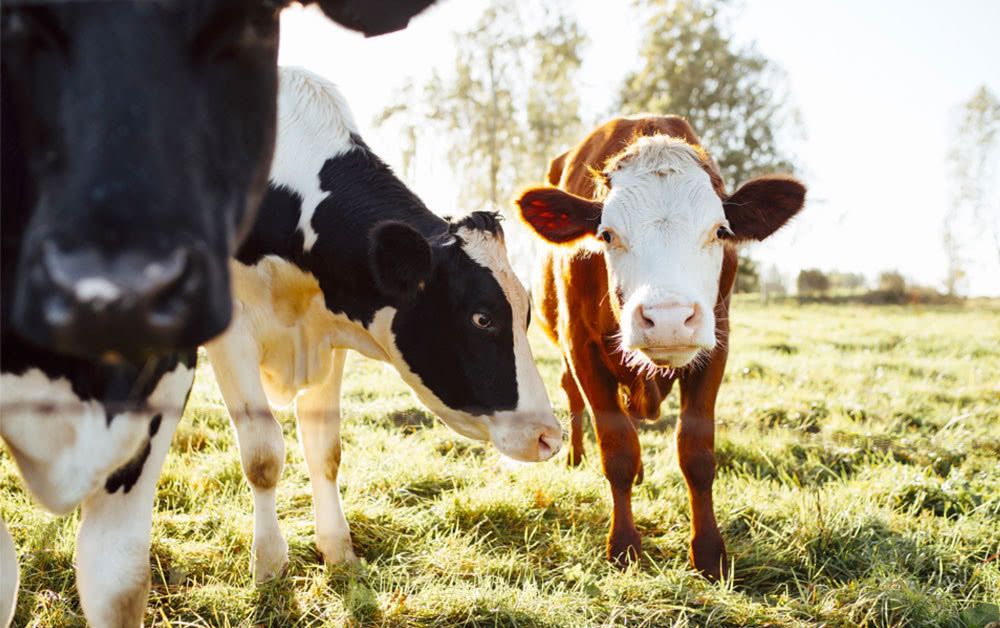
(279, 0, 1000, 296)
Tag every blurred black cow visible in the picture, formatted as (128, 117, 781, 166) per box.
(1, 0, 434, 362)
(0, 2, 434, 626)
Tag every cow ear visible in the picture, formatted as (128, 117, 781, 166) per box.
(369, 221, 432, 301)
(515, 187, 603, 244)
(724, 175, 806, 242)
(312, 0, 435, 37)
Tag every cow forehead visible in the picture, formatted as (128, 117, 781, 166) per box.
(604, 169, 724, 235)
(454, 227, 527, 308)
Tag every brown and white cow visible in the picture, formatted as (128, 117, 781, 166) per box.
(515, 116, 806, 579)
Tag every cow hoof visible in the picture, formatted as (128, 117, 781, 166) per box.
(690, 534, 728, 581)
(607, 528, 642, 568)
(252, 537, 289, 584)
(318, 535, 358, 566)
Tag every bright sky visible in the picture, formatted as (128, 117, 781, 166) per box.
(279, 0, 1000, 296)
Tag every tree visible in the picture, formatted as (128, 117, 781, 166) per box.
(945, 85, 1000, 293)
(618, 0, 797, 187)
(796, 269, 829, 296)
(524, 11, 587, 182)
(877, 270, 906, 295)
(375, 2, 587, 212)
(734, 256, 759, 293)
(760, 264, 786, 304)
(828, 271, 867, 292)
(953, 86, 1000, 261)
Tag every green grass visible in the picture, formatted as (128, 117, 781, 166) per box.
(3, 299, 999, 627)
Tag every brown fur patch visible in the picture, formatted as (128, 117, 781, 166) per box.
(324, 442, 342, 482)
(245, 450, 281, 490)
(107, 571, 150, 628)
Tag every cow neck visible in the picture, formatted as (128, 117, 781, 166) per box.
(236, 136, 449, 328)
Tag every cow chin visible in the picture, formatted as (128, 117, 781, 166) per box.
(639, 346, 702, 369)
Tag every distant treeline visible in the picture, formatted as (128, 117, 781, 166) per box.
(736, 262, 966, 305)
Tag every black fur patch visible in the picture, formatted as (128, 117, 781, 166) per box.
(236, 132, 521, 415)
(104, 413, 162, 495)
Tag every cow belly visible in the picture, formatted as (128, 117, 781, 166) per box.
(0, 366, 194, 514)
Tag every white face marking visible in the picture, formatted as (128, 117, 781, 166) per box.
(454, 228, 561, 462)
(74, 277, 121, 303)
(599, 136, 726, 369)
(270, 66, 359, 252)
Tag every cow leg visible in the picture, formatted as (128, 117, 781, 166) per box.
(0, 518, 17, 628)
(561, 361, 586, 467)
(572, 343, 643, 567)
(678, 345, 729, 580)
(76, 408, 184, 628)
(205, 318, 287, 584)
(295, 349, 357, 566)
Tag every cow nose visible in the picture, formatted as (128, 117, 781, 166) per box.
(535, 424, 563, 461)
(636, 302, 701, 343)
(14, 243, 229, 360)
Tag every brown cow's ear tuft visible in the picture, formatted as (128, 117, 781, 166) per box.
(724, 175, 806, 242)
(514, 187, 603, 244)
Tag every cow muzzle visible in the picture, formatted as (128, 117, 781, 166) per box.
(488, 411, 563, 462)
(12, 242, 231, 361)
(626, 298, 715, 368)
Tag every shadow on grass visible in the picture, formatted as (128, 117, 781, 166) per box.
(725, 512, 980, 598)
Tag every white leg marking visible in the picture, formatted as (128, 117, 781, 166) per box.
(76, 366, 192, 628)
(0, 518, 18, 628)
(205, 311, 287, 583)
(296, 349, 356, 565)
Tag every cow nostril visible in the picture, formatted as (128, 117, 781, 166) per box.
(146, 251, 197, 331)
(638, 305, 655, 330)
(684, 303, 701, 330)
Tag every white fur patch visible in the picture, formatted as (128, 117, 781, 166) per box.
(0, 365, 193, 515)
(272, 66, 360, 252)
(74, 277, 121, 303)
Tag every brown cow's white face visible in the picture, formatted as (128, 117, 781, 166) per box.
(596, 136, 727, 370)
(516, 135, 806, 373)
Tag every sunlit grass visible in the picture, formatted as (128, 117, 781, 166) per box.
(3, 299, 999, 626)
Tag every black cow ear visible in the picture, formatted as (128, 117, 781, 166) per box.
(724, 175, 806, 242)
(369, 221, 432, 301)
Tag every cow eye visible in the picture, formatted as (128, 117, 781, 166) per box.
(471, 312, 494, 329)
(716, 225, 735, 240)
(598, 229, 614, 245)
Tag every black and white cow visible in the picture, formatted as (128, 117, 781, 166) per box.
(1, 3, 437, 625)
(1, 0, 436, 361)
(205, 66, 563, 581)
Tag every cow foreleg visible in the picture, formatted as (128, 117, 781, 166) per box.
(573, 343, 643, 567)
(295, 349, 357, 566)
(678, 346, 729, 580)
(561, 361, 586, 467)
(76, 408, 184, 628)
(205, 314, 287, 584)
(0, 518, 17, 628)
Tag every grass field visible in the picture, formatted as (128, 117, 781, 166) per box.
(3, 299, 999, 627)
